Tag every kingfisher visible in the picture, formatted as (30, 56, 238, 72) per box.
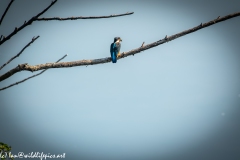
(110, 37, 122, 63)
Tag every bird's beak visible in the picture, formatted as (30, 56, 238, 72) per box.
(120, 39, 122, 42)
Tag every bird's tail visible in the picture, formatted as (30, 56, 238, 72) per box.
(111, 52, 117, 63)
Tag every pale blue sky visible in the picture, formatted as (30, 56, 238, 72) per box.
(0, 1, 240, 160)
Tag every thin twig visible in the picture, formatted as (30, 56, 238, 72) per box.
(1, 11, 240, 82)
(35, 12, 134, 21)
(0, 36, 40, 70)
(0, 54, 67, 91)
(0, 0, 14, 25)
(0, 0, 57, 46)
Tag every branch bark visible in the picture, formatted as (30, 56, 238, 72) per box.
(0, 0, 14, 25)
(0, 36, 39, 70)
(0, 11, 239, 82)
(0, 54, 67, 91)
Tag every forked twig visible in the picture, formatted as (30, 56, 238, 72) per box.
(0, 0, 133, 46)
(0, 0, 57, 45)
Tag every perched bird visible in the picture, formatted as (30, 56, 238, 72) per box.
(110, 37, 122, 63)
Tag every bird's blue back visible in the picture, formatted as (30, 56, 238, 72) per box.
(110, 42, 121, 63)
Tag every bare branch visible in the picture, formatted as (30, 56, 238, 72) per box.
(0, 0, 133, 46)
(0, 36, 39, 70)
(0, 0, 14, 25)
(0, 11, 240, 82)
(0, 54, 67, 91)
(0, 0, 57, 45)
(35, 12, 134, 21)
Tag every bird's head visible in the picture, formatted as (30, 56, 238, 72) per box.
(114, 37, 122, 43)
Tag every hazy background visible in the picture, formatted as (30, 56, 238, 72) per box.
(0, 0, 240, 160)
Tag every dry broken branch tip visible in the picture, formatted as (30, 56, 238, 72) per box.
(0, 54, 67, 91)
